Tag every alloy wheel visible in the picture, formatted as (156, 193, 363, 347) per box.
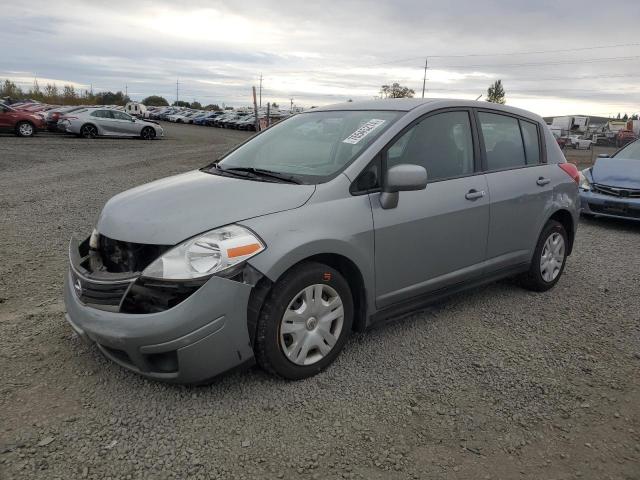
(141, 127, 155, 140)
(82, 125, 97, 138)
(279, 284, 344, 366)
(540, 232, 565, 282)
(19, 123, 34, 136)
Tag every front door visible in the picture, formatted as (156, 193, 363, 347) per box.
(110, 111, 136, 135)
(371, 110, 490, 308)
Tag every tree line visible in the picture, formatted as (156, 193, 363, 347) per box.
(1, 79, 131, 106)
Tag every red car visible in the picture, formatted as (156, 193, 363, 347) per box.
(616, 129, 637, 148)
(0, 103, 46, 137)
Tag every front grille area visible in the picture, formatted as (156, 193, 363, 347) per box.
(592, 184, 640, 198)
(71, 269, 132, 309)
(70, 234, 206, 313)
(588, 203, 640, 219)
(97, 235, 171, 273)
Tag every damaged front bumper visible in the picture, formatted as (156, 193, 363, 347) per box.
(64, 238, 257, 383)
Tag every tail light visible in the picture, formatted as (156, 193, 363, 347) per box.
(559, 163, 579, 184)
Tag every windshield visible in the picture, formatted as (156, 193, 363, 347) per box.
(615, 140, 640, 160)
(214, 110, 402, 182)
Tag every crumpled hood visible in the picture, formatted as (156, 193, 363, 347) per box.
(591, 158, 640, 189)
(97, 170, 315, 244)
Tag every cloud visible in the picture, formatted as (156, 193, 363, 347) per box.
(1, 0, 639, 115)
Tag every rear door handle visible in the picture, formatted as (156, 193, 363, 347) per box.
(465, 189, 486, 200)
(536, 177, 551, 186)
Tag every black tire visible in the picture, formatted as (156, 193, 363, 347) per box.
(519, 220, 568, 292)
(140, 126, 156, 140)
(255, 262, 354, 380)
(80, 124, 98, 139)
(15, 121, 35, 137)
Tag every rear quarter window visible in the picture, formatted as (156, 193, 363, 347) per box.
(520, 120, 541, 164)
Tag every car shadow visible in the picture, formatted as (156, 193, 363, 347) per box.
(580, 214, 640, 233)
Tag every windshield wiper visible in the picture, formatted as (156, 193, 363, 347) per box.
(221, 167, 302, 184)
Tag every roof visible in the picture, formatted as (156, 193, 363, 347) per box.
(312, 98, 438, 112)
(310, 98, 544, 122)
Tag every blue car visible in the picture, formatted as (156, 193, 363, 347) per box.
(579, 139, 640, 221)
(193, 112, 221, 125)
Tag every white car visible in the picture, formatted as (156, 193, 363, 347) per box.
(568, 135, 592, 150)
(60, 108, 164, 139)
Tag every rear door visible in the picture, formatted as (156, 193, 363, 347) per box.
(89, 109, 116, 135)
(476, 110, 552, 270)
(370, 109, 490, 308)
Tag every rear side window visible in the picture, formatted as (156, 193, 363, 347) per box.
(478, 112, 526, 170)
(520, 120, 541, 164)
(387, 111, 474, 181)
(91, 110, 111, 118)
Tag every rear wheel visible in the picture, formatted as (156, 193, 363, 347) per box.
(519, 220, 568, 292)
(140, 126, 156, 140)
(81, 124, 98, 139)
(15, 121, 35, 137)
(255, 262, 353, 380)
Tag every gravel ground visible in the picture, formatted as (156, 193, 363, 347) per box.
(1, 123, 639, 480)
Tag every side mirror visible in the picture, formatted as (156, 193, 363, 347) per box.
(380, 164, 428, 209)
(597, 153, 610, 158)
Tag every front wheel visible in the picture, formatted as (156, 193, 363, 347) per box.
(519, 220, 568, 292)
(255, 262, 353, 380)
(16, 121, 35, 137)
(140, 126, 156, 140)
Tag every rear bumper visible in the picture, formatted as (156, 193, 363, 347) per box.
(580, 190, 640, 221)
(64, 268, 255, 383)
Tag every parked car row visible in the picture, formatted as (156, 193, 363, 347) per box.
(0, 100, 163, 139)
(146, 106, 290, 131)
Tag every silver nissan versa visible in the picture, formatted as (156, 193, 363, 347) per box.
(64, 99, 580, 383)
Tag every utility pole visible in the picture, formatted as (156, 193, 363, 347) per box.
(258, 73, 263, 108)
(252, 86, 259, 131)
(421, 58, 428, 99)
(176, 78, 179, 104)
(125, 84, 128, 98)
(290, 97, 294, 111)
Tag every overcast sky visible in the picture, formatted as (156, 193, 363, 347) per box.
(3, 0, 640, 116)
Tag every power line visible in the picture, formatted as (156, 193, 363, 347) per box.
(269, 42, 640, 75)
(426, 55, 640, 70)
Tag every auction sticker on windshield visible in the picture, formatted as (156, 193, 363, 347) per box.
(342, 119, 386, 144)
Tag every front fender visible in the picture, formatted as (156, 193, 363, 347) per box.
(243, 192, 376, 313)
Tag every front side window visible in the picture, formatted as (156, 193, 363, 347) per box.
(478, 112, 526, 170)
(215, 110, 403, 183)
(112, 111, 132, 121)
(386, 111, 475, 181)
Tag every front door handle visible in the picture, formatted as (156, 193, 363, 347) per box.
(465, 189, 486, 200)
(536, 177, 551, 186)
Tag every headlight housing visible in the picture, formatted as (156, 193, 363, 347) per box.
(142, 225, 265, 280)
(579, 169, 591, 191)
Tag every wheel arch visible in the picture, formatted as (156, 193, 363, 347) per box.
(247, 252, 369, 346)
(548, 209, 575, 255)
